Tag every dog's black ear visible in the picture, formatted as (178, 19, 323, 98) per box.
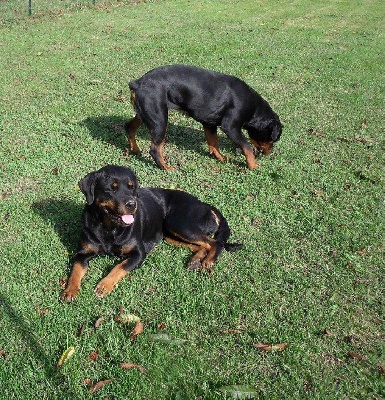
(79, 172, 98, 205)
(271, 121, 283, 142)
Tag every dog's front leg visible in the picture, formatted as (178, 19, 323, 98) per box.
(95, 249, 143, 298)
(61, 248, 98, 302)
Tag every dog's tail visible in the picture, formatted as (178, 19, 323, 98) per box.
(213, 208, 243, 260)
(224, 242, 243, 252)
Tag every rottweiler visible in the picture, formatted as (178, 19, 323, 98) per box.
(61, 165, 242, 301)
(124, 64, 283, 170)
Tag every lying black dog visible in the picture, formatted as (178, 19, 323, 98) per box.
(125, 64, 282, 170)
(61, 165, 242, 301)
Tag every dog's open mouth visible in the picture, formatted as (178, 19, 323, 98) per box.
(103, 208, 135, 226)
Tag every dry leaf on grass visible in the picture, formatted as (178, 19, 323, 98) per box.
(130, 321, 144, 341)
(253, 342, 289, 351)
(218, 385, 259, 399)
(347, 352, 366, 361)
(90, 379, 112, 394)
(120, 363, 147, 373)
(94, 316, 104, 328)
(88, 350, 99, 362)
(114, 310, 143, 340)
(57, 346, 76, 367)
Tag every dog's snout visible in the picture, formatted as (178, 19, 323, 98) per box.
(125, 199, 136, 208)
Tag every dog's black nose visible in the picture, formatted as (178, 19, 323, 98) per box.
(125, 199, 136, 208)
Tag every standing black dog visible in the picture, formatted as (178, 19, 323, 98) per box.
(125, 64, 282, 170)
(61, 165, 242, 301)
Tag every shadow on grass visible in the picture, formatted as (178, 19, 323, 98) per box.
(32, 198, 83, 255)
(80, 115, 236, 161)
(0, 294, 64, 385)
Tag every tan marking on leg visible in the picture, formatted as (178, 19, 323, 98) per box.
(165, 232, 216, 271)
(81, 242, 100, 254)
(204, 127, 225, 162)
(201, 243, 217, 268)
(125, 114, 142, 155)
(241, 145, 257, 169)
(164, 236, 201, 252)
(61, 262, 87, 302)
(150, 140, 175, 171)
(95, 261, 129, 298)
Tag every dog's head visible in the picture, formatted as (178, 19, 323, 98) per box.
(247, 117, 283, 155)
(79, 165, 139, 227)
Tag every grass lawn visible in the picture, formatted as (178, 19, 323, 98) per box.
(0, 0, 384, 398)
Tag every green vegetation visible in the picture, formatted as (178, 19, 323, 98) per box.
(0, 1, 384, 398)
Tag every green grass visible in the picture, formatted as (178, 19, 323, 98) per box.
(0, 0, 384, 398)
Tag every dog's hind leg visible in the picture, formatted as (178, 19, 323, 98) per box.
(124, 114, 142, 155)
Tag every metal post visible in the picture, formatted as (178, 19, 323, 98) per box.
(28, 0, 32, 16)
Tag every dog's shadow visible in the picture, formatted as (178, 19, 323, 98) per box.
(32, 198, 83, 254)
(80, 115, 236, 159)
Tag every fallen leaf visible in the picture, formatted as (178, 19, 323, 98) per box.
(311, 189, 324, 197)
(114, 312, 140, 325)
(0, 350, 7, 358)
(130, 321, 144, 341)
(83, 378, 92, 386)
(39, 308, 50, 316)
(88, 350, 99, 362)
(94, 316, 104, 328)
(356, 248, 367, 255)
(345, 335, 359, 344)
(379, 365, 385, 375)
(90, 379, 112, 394)
(218, 385, 259, 399)
(347, 352, 366, 360)
(361, 119, 368, 129)
(323, 329, 333, 337)
(120, 363, 147, 373)
(57, 346, 76, 367)
(147, 333, 188, 345)
(157, 322, 166, 330)
(52, 167, 59, 175)
(253, 342, 289, 351)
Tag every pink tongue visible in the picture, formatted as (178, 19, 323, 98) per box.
(121, 214, 134, 225)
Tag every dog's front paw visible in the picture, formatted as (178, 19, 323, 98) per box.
(187, 259, 202, 271)
(60, 286, 79, 302)
(95, 279, 115, 298)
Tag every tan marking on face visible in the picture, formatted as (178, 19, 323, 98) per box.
(112, 180, 119, 190)
(96, 198, 115, 209)
(251, 140, 274, 155)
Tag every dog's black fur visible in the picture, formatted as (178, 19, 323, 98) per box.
(125, 64, 282, 170)
(61, 165, 242, 301)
